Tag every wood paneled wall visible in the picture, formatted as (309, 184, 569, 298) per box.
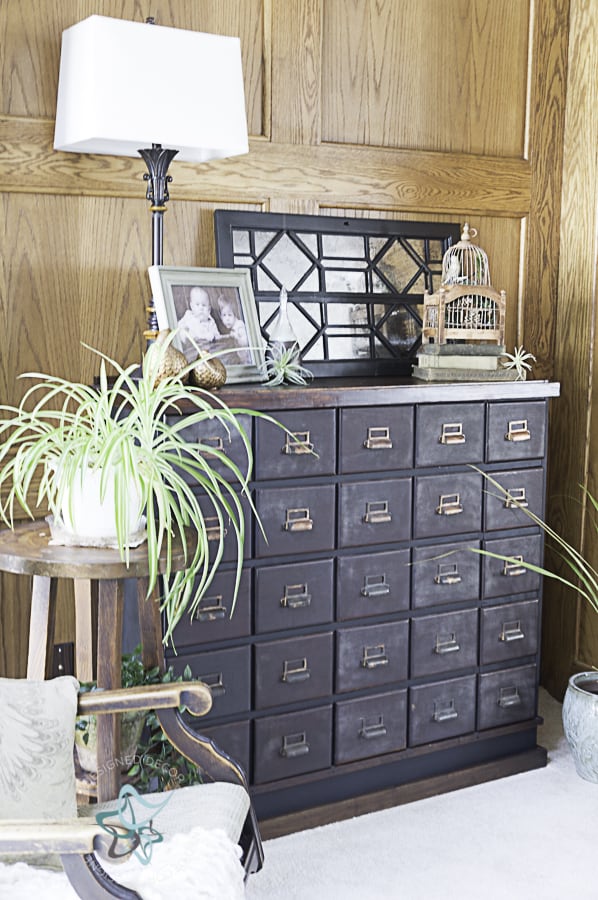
(0, 0, 575, 685)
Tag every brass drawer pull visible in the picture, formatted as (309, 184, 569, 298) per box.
(359, 715, 387, 740)
(440, 422, 465, 445)
(201, 672, 226, 697)
(361, 573, 390, 597)
(205, 516, 228, 542)
(283, 430, 315, 456)
(436, 493, 463, 516)
(502, 555, 526, 577)
(195, 594, 227, 622)
(280, 732, 309, 758)
(362, 644, 389, 669)
(363, 500, 392, 524)
(505, 419, 531, 442)
(434, 563, 462, 586)
(198, 435, 225, 458)
(284, 507, 314, 532)
(282, 657, 310, 683)
(434, 632, 460, 654)
(499, 619, 525, 642)
(364, 426, 393, 450)
(498, 686, 521, 708)
(280, 583, 312, 609)
(504, 487, 529, 509)
(433, 699, 458, 722)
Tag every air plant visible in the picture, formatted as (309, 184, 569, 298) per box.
(261, 343, 314, 387)
(501, 346, 536, 381)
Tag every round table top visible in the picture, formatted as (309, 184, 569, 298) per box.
(0, 520, 191, 579)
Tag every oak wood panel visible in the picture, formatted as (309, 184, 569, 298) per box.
(541, 0, 594, 695)
(321, 0, 530, 156)
(271, 0, 322, 144)
(0, 117, 532, 215)
(0, 0, 265, 138)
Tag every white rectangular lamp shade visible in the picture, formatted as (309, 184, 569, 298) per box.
(54, 15, 249, 163)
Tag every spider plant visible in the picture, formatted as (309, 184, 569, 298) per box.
(0, 333, 273, 643)
(473, 468, 598, 615)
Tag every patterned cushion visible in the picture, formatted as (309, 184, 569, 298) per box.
(0, 677, 79, 819)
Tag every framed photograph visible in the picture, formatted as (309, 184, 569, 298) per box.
(148, 265, 266, 383)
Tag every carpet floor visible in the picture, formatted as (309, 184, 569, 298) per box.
(246, 689, 594, 900)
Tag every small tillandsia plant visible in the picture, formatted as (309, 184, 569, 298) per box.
(0, 332, 277, 643)
(261, 343, 314, 387)
(472, 467, 598, 615)
(501, 346, 537, 381)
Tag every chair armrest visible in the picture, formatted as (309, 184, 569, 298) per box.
(0, 817, 103, 856)
(77, 682, 212, 717)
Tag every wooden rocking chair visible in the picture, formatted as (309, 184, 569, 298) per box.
(0, 678, 263, 899)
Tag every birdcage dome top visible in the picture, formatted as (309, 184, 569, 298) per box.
(442, 222, 490, 286)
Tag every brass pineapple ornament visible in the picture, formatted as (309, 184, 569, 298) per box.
(190, 351, 227, 390)
(151, 331, 189, 387)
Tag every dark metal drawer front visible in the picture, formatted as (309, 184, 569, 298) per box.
(410, 608, 478, 678)
(480, 599, 539, 665)
(482, 533, 543, 598)
(415, 403, 485, 467)
(253, 705, 332, 784)
(336, 621, 409, 693)
(197, 490, 252, 562)
(408, 674, 477, 747)
(411, 540, 481, 608)
(255, 409, 336, 479)
(483, 468, 545, 531)
(255, 484, 336, 557)
(486, 401, 547, 462)
(334, 689, 408, 764)
(255, 559, 334, 633)
(196, 721, 252, 783)
(478, 664, 537, 730)
(169, 413, 253, 483)
(170, 569, 251, 647)
(414, 471, 482, 539)
(168, 646, 251, 721)
(339, 406, 414, 473)
(338, 478, 412, 548)
(254, 632, 334, 709)
(337, 549, 410, 620)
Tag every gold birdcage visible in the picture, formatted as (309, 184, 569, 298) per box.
(442, 222, 490, 286)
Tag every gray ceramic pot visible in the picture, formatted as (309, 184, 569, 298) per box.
(562, 671, 598, 782)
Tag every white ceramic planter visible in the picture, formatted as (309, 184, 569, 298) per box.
(59, 465, 146, 547)
(562, 671, 598, 782)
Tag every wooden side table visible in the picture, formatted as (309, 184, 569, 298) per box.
(0, 520, 189, 802)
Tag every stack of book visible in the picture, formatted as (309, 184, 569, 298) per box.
(413, 344, 517, 381)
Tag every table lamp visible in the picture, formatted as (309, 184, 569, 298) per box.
(53, 14, 249, 341)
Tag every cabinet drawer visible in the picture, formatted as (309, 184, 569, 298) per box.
(196, 721, 251, 782)
(253, 706, 332, 784)
(255, 559, 334, 633)
(410, 608, 478, 678)
(414, 471, 482, 539)
(254, 484, 336, 557)
(415, 403, 485, 467)
(336, 621, 409, 693)
(480, 599, 539, 665)
(478, 664, 537, 730)
(338, 478, 411, 548)
(408, 674, 477, 747)
(169, 413, 253, 482)
(168, 646, 251, 721)
(254, 632, 334, 709)
(482, 534, 543, 598)
(255, 409, 336, 479)
(337, 549, 410, 620)
(339, 406, 414, 473)
(334, 690, 407, 764)
(483, 468, 545, 531)
(486, 401, 547, 462)
(411, 540, 481, 608)
(169, 569, 251, 647)
(197, 490, 252, 562)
